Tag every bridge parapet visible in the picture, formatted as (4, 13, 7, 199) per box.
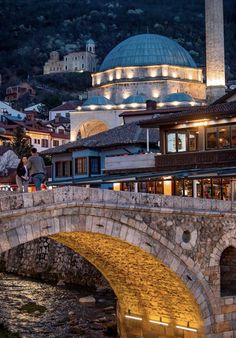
(0, 186, 235, 215)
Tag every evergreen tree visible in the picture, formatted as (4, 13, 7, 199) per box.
(11, 126, 32, 157)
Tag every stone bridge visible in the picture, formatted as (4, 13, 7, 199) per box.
(0, 186, 236, 338)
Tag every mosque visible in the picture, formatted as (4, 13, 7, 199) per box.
(70, 0, 226, 141)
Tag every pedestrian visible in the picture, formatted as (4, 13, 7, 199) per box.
(16, 156, 29, 193)
(27, 148, 46, 191)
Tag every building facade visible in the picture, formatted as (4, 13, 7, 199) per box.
(5, 83, 36, 103)
(43, 40, 97, 75)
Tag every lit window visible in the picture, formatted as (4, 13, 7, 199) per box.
(166, 130, 198, 153)
(219, 126, 230, 149)
(177, 132, 187, 152)
(206, 127, 218, 149)
(232, 126, 236, 147)
(167, 132, 176, 153)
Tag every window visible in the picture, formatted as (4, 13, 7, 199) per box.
(167, 132, 176, 153)
(206, 125, 236, 150)
(41, 139, 49, 148)
(219, 126, 230, 149)
(75, 157, 87, 175)
(55, 161, 72, 177)
(189, 131, 198, 151)
(206, 127, 217, 149)
(55, 162, 62, 177)
(53, 140, 59, 147)
(89, 157, 100, 175)
(82, 63, 84, 69)
(177, 132, 187, 152)
(220, 247, 236, 296)
(38, 139, 40, 144)
(231, 125, 236, 147)
(166, 130, 198, 153)
(121, 182, 135, 192)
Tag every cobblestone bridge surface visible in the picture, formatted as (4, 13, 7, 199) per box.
(0, 186, 236, 338)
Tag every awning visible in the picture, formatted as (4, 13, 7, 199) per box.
(48, 166, 236, 186)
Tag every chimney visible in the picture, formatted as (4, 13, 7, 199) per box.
(205, 0, 226, 103)
(146, 100, 157, 110)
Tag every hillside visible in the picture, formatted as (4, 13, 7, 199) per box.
(0, 0, 235, 85)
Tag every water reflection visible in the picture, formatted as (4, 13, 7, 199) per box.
(0, 273, 117, 338)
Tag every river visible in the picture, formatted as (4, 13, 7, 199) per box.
(0, 273, 117, 338)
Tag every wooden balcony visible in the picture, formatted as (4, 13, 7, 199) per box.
(155, 149, 236, 171)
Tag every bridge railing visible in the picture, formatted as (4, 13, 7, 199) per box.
(0, 186, 236, 214)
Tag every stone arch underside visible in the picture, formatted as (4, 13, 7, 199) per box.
(50, 232, 204, 335)
(78, 119, 108, 138)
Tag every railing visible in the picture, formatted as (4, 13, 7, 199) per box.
(155, 149, 236, 170)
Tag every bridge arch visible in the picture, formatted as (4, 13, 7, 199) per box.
(0, 189, 219, 337)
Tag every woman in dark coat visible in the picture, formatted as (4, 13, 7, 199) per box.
(16, 156, 29, 192)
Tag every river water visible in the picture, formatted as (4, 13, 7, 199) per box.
(0, 273, 117, 338)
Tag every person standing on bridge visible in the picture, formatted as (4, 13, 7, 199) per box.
(27, 148, 46, 191)
(16, 156, 29, 193)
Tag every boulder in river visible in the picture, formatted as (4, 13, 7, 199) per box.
(79, 296, 96, 303)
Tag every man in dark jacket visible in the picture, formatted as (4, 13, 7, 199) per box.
(27, 148, 46, 191)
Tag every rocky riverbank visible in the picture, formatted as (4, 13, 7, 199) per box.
(0, 237, 107, 287)
(0, 273, 117, 338)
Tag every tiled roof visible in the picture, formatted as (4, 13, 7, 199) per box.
(50, 102, 80, 112)
(41, 122, 159, 155)
(139, 102, 236, 127)
(120, 105, 200, 117)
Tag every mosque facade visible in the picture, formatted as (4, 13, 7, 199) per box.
(70, 0, 226, 141)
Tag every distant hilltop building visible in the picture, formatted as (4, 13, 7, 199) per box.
(5, 82, 36, 103)
(43, 39, 97, 75)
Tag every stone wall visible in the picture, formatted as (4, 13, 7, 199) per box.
(0, 237, 107, 287)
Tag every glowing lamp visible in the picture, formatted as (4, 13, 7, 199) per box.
(125, 315, 142, 321)
(176, 325, 197, 333)
(149, 320, 169, 327)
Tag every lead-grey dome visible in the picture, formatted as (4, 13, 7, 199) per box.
(99, 34, 196, 72)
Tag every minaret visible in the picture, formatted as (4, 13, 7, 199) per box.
(205, 0, 226, 103)
(86, 39, 96, 54)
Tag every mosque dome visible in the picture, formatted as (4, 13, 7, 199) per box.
(83, 96, 114, 106)
(123, 94, 149, 104)
(162, 92, 194, 103)
(99, 34, 196, 72)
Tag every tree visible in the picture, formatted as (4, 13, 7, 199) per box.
(11, 126, 32, 157)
